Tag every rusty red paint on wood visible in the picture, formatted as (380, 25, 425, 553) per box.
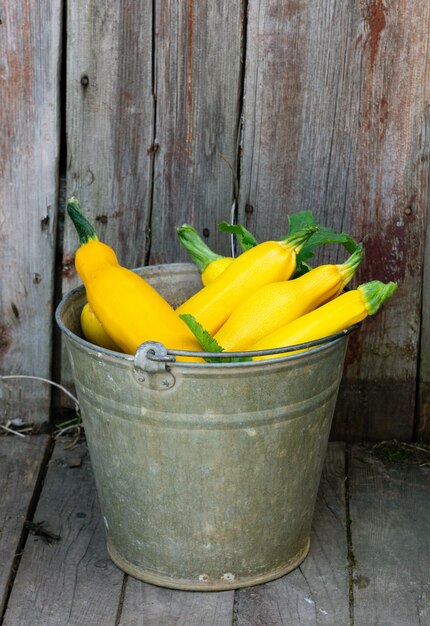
(62, 253, 77, 280)
(1, 0, 61, 424)
(363, 0, 386, 71)
(187, 0, 194, 133)
(0, 325, 12, 356)
(240, 0, 429, 440)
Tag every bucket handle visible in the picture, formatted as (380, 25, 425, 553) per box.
(141, 323, 360, 364)
(133, 342, 176, 390)
(132, 324, 360, 376)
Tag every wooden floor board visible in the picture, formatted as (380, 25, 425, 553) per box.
(2, 439, 124, 626)
(349, 444, 430, 626)
(0, 435, 51, 618)
(119, 578, 235, 626)
(235, 443, 350, 626)
(3, 437, 430, 625)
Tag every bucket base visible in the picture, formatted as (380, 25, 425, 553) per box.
(106, 536, 311, 591)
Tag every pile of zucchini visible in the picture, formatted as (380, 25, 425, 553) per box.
(68, 197, 396, 362)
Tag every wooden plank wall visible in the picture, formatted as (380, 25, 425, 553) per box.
(0, 1, 62, 423)
(239, 0, 430, 440)
(149, 0, 244, 264)
(1, 0, 429, 440)
(63, 0, 243, 280)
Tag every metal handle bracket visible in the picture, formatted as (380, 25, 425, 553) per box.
(133, 342, 176, 390)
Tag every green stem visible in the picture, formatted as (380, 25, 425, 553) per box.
(67, 197, 99, 244)
(282, 225, 319, 253)
(358, 280, 398, 315)
(177, 224, 223, 272)
(339, 244, 364, 280)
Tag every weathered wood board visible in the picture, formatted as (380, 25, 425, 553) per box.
(349, 444, 430, 625)
(60, 0, 244, 396)
(65, 0, 154, 274)
(4, 437, 430, 623)
(149, 0, 244, 265)
(0, 435, 51, 618)
(61, 0, 155, 397)
(65, 0, 243, 270)
(2, 439, 124, 626)
(236, 443, 350, 625)
(0, 1, 62, 424)
(418, 190, 430, 439)
(239, 0, 430, 440)
(119, 580, 234, 626)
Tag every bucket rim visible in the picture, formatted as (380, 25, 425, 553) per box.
(55, 273, 359, 369)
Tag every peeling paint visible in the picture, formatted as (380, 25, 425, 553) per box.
(0, 325, 12, 354)
(364, 0, 386, 70)
(360, 217, 419, 284)
(62, 252, 76, 279)
(344, 329, 363, 368)
(111, 210, 124, 219)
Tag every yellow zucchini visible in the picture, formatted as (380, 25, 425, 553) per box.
(201, 256, 233, 286)
(68, 198, 203, 360)
(176, 226, 317, 335)
(214, 247, 363, 352)
(177, 224, 233, 285)
(80, 302, 121, 352)
(247, 280, 397, 360)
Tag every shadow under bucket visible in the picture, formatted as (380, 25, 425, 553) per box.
(56, 263, 352, 591)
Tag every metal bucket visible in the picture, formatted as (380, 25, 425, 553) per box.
(56, 263, 350, 591)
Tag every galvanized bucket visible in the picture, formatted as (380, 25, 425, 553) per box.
(56, 263, 351, 591)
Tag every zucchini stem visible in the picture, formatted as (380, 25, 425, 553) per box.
(358, 280, 397, 315)
(339, 245, 364, 281)
(67, 197, 99, 244)
(282, 225, 319, 253)
(177, 224, 223, 272)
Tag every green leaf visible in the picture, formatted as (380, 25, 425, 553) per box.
(287, 210, 318, 235)
(218, 221, 258, 251)
(179, 314, 251, 363)
(179, 314, 223, 356)
(218, 212, 359, 280)
(283, 212, 360, 278)
(298, 227, 359, 262)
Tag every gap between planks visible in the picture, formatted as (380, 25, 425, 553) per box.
(0, 435, 53, 622)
